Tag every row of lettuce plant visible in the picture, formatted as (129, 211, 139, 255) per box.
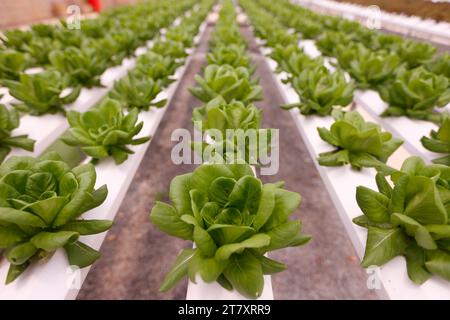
(0, 0, 214, 285)
(241, 0, 450, 285)
(0, 0, 196, 164)
(61, 1, 212, 165)
(0, 0, 193, 85)
(246, 0, 450, 182)
(253, 0, 450, 126)
(149, 0, 311, 299)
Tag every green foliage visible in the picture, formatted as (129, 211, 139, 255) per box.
(281, 65, 355, 116)
(336, 44, 401, 89)
(0, 50, 28, 81)
(151, 39, 187, 60)
(62, 99, 150, 164)
(150, 163, 310, 298)
(354, 157, 450, 284)
(207, 44, 254, 72)
(421, 117, 450, 165)
(378, 67, 450, 123)
(397, 40, 437, 69)
(131, 52, 180, 87)
(0, 105, 35, 162)
(49, 47, 109, 88)
(193, 96, 262, 134)
(425, 52, 450, 79)
(108, 75, 166, 111)
(316, 31, 351, 57)
(3, 70, 81, 115)
(189, 64, 263, 104)
(0, 152, 111, 284)
(317, 110, 402, 172)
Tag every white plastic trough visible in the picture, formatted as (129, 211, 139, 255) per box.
(0, 10, 211, 300)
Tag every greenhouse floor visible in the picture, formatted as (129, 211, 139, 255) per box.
(78, 21, 378, 300)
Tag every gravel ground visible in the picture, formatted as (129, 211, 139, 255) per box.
(77, 19, 379, 300)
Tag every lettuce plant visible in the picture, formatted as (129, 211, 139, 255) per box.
(108, 75, 167, 111)
(367, 33, 403, 52)
(316, 31, 351, 57)
(30, 24, 55, 38)
(193, 96, 262, 133)
(425, 52, 450, 79)
(269, 44, 304, 73)
(276, 51, 323, 84)
(53, 28, 83, 48)
(150, 163, 311, 298)
(378, 67, 450, 123)
(0, 50, 28, 81)
(62, 99, 150, 164)
(110, 29, 141, 58)
(317, 110, 402, 172)
(190, 65, 263, 104)
(292, 18, 321, 39)
(265, 29, 298, 48)
(49, 47, 109, 88)
(131, 52, 180, 87)
(281, 66, 354, 116)
(0, 104, 35, 162)
(0, 30, 33, 51)
(207, 44, 253, 71)
(3, 70, 81, 115)
(0, 152, 111, 284)
(397, 40, 437, 69)
(192, 96, 272, 164)
(336, 44, 401, 89)
(209, 24, 247, 49)
(165, 27, 195, 48)
(151, 39, 187, 60)
(82, 36, 126, 68)
(22, 37, 58, 66)
(354, 157, 450, 284)
(421, 117, 450, 165)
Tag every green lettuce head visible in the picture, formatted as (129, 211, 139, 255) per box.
(189, 64, 263, 104)
(281, 65, 355, 116)
(317, 110, 402, 172)
(108, 74, 167, 111)
(354, 156, 450, 284)
(3, 70, 81, 116)
(62, 98, 150, 164)
(150, 164, 311, 298)
(0, 152, 111, 284)
(379, 67, 450, 123)
(336, 44, 401, 89)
